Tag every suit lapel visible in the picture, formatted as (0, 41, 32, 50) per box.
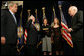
(8, 11, 17, 25)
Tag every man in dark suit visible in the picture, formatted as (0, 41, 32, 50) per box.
(67, 6, 83, 55)
(1, 1, 18, 55)
(24, 15, 38, 55)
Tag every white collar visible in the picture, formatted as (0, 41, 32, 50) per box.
(9, 10, 14, 15)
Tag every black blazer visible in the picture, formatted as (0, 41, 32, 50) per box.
(1, 9, 17, 45)
(71, 10, 83, 42)
(25, 20, 38, 46)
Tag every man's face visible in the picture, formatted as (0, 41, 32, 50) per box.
(68, 8, 74, 16)
(10, 4, 18, 13)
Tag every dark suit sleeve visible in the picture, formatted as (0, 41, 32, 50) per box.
(1, 10, 6, 37)
(25, 19, 32, 31)
(72, 11, 83, 32)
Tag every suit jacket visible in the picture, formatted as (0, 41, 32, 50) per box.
(1, 9, 17, 45)
(71, 10, 83, 42)
(25, 20, 38, 46)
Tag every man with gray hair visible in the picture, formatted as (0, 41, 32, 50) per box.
(1, 1, 18, 55)
(67, 6, 83, 55)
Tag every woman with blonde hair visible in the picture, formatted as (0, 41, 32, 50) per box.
(51, 17, 63, 55)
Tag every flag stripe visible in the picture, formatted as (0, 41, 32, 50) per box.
(62, 32, 72, 43)
(62, 34, 73, 47)
(24, 29, 27, 43)
(24, 34, 27, 38)
(24, 36, 27, 41)
(24, 37, 26, 41)
(63, 30, 72, 40)
(24, 36, 27, 40)
(25, 31, 27, 36)
(25, 29, 27, 33)
(61, 22, 68, 29)
(62, 34, 72, 45)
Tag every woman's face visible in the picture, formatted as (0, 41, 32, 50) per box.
(43, 19, 47, 24)
(54, 18, 58, 24)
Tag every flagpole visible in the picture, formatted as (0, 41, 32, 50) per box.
(27, 9, 31, 18)
(53, 6, 56, 18)
(35, 9, 38, 22)
(42, 7, 46, 19)
(35, 9, 37, 20)
(58, 4, 62, 21)
(20, 5, 23, 26)
(34, 9, 40, 31)
(17, 1, 24, 55)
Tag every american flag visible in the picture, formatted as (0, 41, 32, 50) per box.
(58, 1, 73, 48)
(60, 7, 73, 48)
(24, 29, 27, 44)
